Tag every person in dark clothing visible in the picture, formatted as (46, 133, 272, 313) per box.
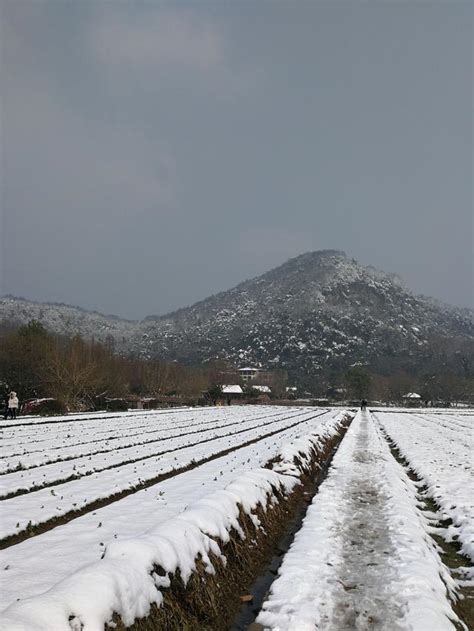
(361, 399, 367, 411)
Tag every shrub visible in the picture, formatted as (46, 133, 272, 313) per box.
(23, 398, 68, 416)
(181, 397, 198, 407)
(142, 399, 160, 410)
(106, 398, 128, 412)
(206, 385, 222, 405)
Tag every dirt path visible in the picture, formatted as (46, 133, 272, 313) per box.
(326, 411, 404, 630)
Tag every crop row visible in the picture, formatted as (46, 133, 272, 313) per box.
(258, 411, 459, 631)
(0, 406, 243, 451)
(375, 411, 473, 563)
(0, 409, 332, 541)
(0, 407, 293, 471)
(0, 408, 313, 493)
(0, 408, 347, 613)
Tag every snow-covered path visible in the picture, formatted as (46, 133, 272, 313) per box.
(258, 411, 458, 630)
(324, 412, 403, 629)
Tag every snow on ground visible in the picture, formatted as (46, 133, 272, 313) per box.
(0, 407, 237, 458)
(0, 407, 346, 614)
(257, 410, 459, 631)
(0, 408, 307, 492)
(0, 408, 174, 428)
(0, 409, 328, 539)
(0, 468, 301, 631)
(375, 410, 473, 562)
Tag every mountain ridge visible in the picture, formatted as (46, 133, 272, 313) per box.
(1, 250, 472, 385)
(3, 250, 471, 322)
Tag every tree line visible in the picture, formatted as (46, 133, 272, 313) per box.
(0, 321, 472, 411)
(337, 366, 473, 406)
(0, 321, 210, 410)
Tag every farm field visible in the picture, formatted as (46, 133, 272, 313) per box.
(0, 406, 472, 630)
(258, 409, 473, 630)
(374, 409, 474, 563)
(0, 406, 345, 614)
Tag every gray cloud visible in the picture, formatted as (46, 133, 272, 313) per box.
(1, 1, 472, 318)
(89, 9, 224, 70)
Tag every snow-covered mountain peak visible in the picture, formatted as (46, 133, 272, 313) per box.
(1, 251, 472, 385)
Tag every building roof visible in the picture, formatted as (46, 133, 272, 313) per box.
(238, 367, 261, 372)
(403, 392, 422, 399)
(252, 385, 271, 393)
(222, 385, 244, 394)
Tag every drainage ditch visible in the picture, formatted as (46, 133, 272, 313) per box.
(229, 435, 344, 631)
(107, 417, 353, 631)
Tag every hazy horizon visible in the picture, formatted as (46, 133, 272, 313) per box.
(1, 1, 472, 319)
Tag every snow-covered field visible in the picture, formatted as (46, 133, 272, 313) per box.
(0, 407, 312, 494)
(0, 405, 346, 623)
(374, 409, 473, 562)
(0, 406, 471, 631)
(0, 407, 333, 540)
(258, 410, 464, 630)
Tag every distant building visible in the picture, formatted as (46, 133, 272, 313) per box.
(219, 384, 244, 405)
(402, 392, 422, 407)
(238, 367, 274, 383)
(238, 367, 262, 382)
(403, 392, 421, 400)
(326, 386, 347, 401)
(252, 385, 271, 394)
(222, 385, 244, 396)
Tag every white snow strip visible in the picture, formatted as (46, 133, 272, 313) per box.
(0, 408, 191, 429)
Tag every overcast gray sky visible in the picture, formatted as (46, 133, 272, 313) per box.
(1, 1, 472, 319)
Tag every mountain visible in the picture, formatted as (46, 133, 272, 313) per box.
(1, 251, 472, 384)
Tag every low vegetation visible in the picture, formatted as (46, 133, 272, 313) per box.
(0, 321, 211, 411)
(0, 320, 471, 412)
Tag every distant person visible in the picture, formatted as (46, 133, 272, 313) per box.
(361, 399, 367, 411)
(7, 392, 19, 419)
